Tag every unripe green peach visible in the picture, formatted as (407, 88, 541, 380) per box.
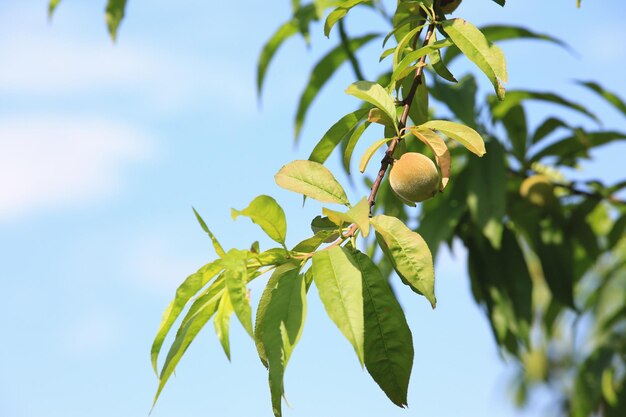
(389, 152, 440, 204)
(520, 175, 556, 207)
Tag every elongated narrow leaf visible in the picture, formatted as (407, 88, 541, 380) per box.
(359, 137, 394, 173)
(410, 127, 451, 191)
(309, 108, 369, 163)
(150, 259, 223, 374)
(291, 230, 336, 253)
(445, 24, 569, 63)
(428, 31, 457, 82)
(231, 195, 287, 245)
(420, 120, 486, 156)
(343, 121, 370, 173)
(257, 21, 299, 97)
(260, 266, 306, 417)
(255, 262, 301, 367)
(179, 275, 225, 329)
(429, 74, 477, 128)
(442, 18, 507, 100)
(48, 0, 62, 17)
(214, 291, 234, 360)
(577, 80, 626, 118)
(275, 160, 350, 205)
(193, 208, 226, 257)
(295, 34, 378, 140)
(105, 0, 127, 41)
(346, 81, 398, 129)
(393, 25, 424, 69)
(489, 90, 598, 123)
(222, 249, 254, 337)
(354, 251, 413, 408)
(323, 197, 371, 237)
(371, 215, 436, 307)
(312, 246, 364, 365)
(390, 39, 452, 87)
(153, 277, 224, 407)
(532, 117, 570, 145)
(324, 0, 369, 37)
(531, 131, 626, 163)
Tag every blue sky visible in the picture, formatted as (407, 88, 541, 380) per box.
(1, 1, 625, 417)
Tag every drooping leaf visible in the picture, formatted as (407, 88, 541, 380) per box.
(489, 90, 598, 123)
(441, 18, 508, 100)
(257, 21, 299, 97)
(359, 137, 395, 173)
(231, 195, 287, 246)
(48, 0, 62, 17)
(295, 33, 378, 140)
(153, 276, 225, 407)
(324, 0, 370, 37)
(343, 121, 371, 173)
(467, 141, 506, 248)
(214, 291, 234, 360)
(409, 127, 451, 191)
(390, 39, 452, 87)
(354, 251, 413, 408)
(323, 197, 371, 237)
(370, 214, 436, 307)
(105, 0, 127, 41)
(222, 249, 254, 338)
(150, 259, 223, 374)
(428, 31, 457, 82)
(275, 160, 350, 205)
(312, 246, 365, 365)
(420, 120, 486, 156)
(309, 108, 369, 164)
(193, 208, 226, 257)
(393, 24, 425, 69)
(346, 81, 398, 129)
(260, 265, 306, 417)
(577, 80, 626, 118)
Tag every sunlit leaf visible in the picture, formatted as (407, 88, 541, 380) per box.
(275, 160, 350, 205)
(193, 208, 226, 257)
(371, 214, 436, 307)
(441, 18, 507, 100)
(232, 195, 287, 246)
(324, 0, 370, 37)
(390, 39, 452, 87)
(343, 121, 371, 173)
(48, 0, 62, 17)
(420, 120, 486, 156)
(428, 31, 457, 83)
(359, 137, 395, 173)
(222, 249, 254, 338)
(150, 259, 223, 374)
(295, 34, 378, 140)
(312, 246, 365, 364)
(346, 81, 398, 129)
(409, 127, 451, 191)
(323, 197, 371, 237)
(105, 0, 127, 41)
(214, 291, 234, 360)
(354, 251, 413, 408)
(309, 108, 369, 164)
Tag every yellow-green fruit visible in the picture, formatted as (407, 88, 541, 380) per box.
(389, 153, 440, 203)
(440, 0, 462, 14)
(520, 175, 556, 206)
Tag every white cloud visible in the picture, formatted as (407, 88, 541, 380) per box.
(0, 116, 152, 222)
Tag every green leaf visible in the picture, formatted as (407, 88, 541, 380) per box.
(309, 108, 369, 164)
(501, 105, 528, 162)
(214, 291, 234, 360)
(257, 21, 299, 97)
(359, 137, 395, 173)
(231, 195, 287, 246)
(295, 33, 378, 140)
(393, 24, 424, 69)
(409, 127, 451, 191)
(370, 215, 436, 307)
(531, 117, 570, 145)
(105, 0, 127, 41)
(275, 160, 350, 205)
(390, 39, 452, 87)
(193, 208, 226, 257)
(291, 230, 336, 253)
(354, 251, 413, 408)
(490, 90, 599, 123)
(441, 18, 508, 100)
(312, 246, 365, 365)
(346, 81, 398, 129)
(402, 73, 429, 126)
(222, 249, 254, 338)
(531, 131, 626, 164)
(428, 31, 457, 83)
(248, 248, 291, 269)
(367, 108, 395, 127)
(577, 80, 626, 118)
(429, 74, 477, 128)
(150, 259, 223, 374)
(259, 265, 306, 417)
(324, 0, 369, 37)
(467, 141, 506, 248)
(420, 120, 486, 156)
(323, 197, 371, 237)
(153, 276, 225, 408)
(48, 0, 62, 17)
(343, 121, 370, 173)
